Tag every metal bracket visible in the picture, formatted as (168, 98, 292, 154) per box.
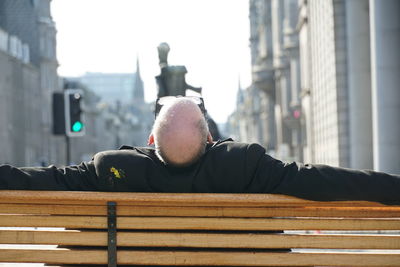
(107, 201, 117, 267)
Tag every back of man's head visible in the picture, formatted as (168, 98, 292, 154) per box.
(151, 98, 210, 167)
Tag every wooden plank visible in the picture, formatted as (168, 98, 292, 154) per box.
(1, 230, 400, 249)
(0, 214, 104, 229)
(0, 190, 394, 207)
(1, 215, 399, 230)
(0, 230, 103, 246)
(0, 203, 106, 216)
(1, 203, 400, 218)
(0, 249, 400, 266)
(117, 232, 400, 249)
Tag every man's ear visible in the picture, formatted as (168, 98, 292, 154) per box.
(148, 134, 155, 145)
(207, 132, 213, 143)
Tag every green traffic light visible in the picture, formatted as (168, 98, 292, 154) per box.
(72, 121, 83, 132)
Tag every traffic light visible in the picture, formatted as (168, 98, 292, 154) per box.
(64, 89, 85, 137)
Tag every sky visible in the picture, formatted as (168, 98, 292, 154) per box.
(51, 0, 252, 123)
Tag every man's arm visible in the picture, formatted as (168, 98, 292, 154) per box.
(246, 143, 400, 204)
(0, 162, 107, 191)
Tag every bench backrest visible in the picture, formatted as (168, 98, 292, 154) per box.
(0, 190, 399, 266)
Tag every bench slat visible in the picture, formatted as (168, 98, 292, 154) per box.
(1, 215, 399, 230)
(1, 203, 400, 218)
(0, 249, 399, 266)
(0, 190, 393, 207)
(1, 230, 400, 249)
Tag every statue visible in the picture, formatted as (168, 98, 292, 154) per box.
(155, 43, 221, 140)
(155, 42, 202, 98)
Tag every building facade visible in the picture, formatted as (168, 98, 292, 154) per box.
(69, 61, 144, 107)
(0, 0, 64, 166)
(231, 0, 400, 173)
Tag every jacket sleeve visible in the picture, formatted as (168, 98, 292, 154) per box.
(0, 161, 108, 191)
(246, 143, 400, 204)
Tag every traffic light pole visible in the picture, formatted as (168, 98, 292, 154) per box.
(66, 135, 70, 165)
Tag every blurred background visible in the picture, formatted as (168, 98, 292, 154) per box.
(0, 0, 399, 175)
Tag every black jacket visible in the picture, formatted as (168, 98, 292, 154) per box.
(1, 140, 399, 203)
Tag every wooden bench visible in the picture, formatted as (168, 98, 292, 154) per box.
(0, 190, 399, 266)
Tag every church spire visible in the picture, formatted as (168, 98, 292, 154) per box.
(236, 75, 244, 106)
(136, 55, 141, 76)
(133, 55, 144, 103)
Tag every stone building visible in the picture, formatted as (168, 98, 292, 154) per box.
(298, 0, 400, 172)
(70, 72, 139, 106)
(0, 0, 64, 166)
(231, 0, 399, 173)
(231, 0, 302, 161)
(228, 81, 272, 152)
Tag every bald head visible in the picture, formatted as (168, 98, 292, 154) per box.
(150, 98, 211, 167)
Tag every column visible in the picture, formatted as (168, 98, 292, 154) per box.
(370, 0, 400, 173)
(345, 0, 373, 169)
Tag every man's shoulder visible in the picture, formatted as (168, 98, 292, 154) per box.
(208, 139, 266, 156)
(91, 146, 158, 191)
(211, 139, 265, 150)
(92, 146, 157, 177)
(93, 146, 156, 161)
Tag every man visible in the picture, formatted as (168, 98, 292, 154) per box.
(0, 96, 399, 204)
